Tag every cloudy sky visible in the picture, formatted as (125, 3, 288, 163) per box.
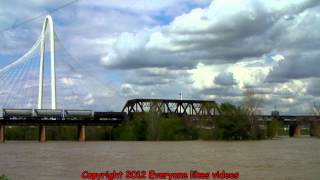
(0, 0, 320, 114)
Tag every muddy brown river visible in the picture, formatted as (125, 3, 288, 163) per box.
(0, 136, 319, 180)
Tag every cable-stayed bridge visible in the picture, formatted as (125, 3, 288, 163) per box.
(0, 15, 111, 110)
(0, 15, 130, 142)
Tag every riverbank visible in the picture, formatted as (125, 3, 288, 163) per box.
(2, 125, 312, 141)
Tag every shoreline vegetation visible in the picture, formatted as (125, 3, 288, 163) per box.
(2, 106, 310, 141)
(0, 175, 9, 180)
(3, 102, 308, 141)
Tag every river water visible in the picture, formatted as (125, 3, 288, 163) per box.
(0, 136, 319, 180)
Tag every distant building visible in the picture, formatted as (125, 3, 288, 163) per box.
(271, 110, 279, 117)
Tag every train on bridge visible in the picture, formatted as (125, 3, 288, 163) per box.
(0, 109, 126, 121)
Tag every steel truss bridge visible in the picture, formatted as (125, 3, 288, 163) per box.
(122, 99, 220, 119)
(122, 99, 320, 123)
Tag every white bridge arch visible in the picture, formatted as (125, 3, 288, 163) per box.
(38, 15, 56, 109)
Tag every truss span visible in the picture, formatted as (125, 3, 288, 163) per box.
(122, 99, 220, 118)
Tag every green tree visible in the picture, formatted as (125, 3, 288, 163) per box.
(158, 114, 192, 140)
(112, 112, 195, 141)
(213, 103, 251, 140)
(310, 103, 320, 137)
(242, 86, 264, 139)
(0, 175, 9, 180)
(112, 112, 148, 140)
(267, 118, 280, 138)
(132, 113, 148, 140)
(112, 123, 136, 140)
(146, 100, 162, 140)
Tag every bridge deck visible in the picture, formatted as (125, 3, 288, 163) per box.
(0, 119, 122, 126)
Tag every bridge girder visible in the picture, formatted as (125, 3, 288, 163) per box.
(122, 99, 220, 120)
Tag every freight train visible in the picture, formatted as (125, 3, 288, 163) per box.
(0, 109, 126, 121)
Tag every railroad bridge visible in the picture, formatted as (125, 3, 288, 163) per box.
(122, 99, 220, 120)
(257, 115, 320, 137)
(1, 98, 320, 142)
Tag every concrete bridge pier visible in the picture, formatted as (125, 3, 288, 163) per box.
(310, 121, 320, 137)
(0, 125, 5, 143)
(39, 125, 46, 142)
(294, 127, 301, 137)
(289, 124, 301, 137)
(78, 125, 86, 142)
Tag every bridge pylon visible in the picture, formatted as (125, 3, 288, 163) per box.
(38, 15, 57, 110)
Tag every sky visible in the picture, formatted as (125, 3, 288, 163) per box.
(0, 0, 320, 115)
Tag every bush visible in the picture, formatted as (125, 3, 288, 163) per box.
(112, 113, 194, 141)
(213, 103, 251, 140)
(267, 119, 280, 138)
(47, 126, 77, 140)
(111, 122, 136, 140)
(86, 126, 112, 140)
(198, 129, 214, 140)
(158, 114, 192, 140)
(0, 175, 9, 180)
(112, 113, 148, 140)
(6, 127, 38, 140)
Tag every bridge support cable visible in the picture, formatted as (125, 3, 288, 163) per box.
(53, 32, 114, 110)
(0, 64, 20, 84)
(0, 37, 40, 74)
(13, 53, 39, 108)
(55, 33, 112, 89)
(26, 53, 41, 108)
(2, 52, 35, 107)
(0, 39, 40, 87)
(0, 37, 41, 108)
(52, 36, 85, 109)
(0, 65, 19, 96)
(4, 53, 34, 108)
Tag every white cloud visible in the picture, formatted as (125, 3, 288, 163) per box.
(189, 63, 219, 89)
(83, 93, 94, 105)
(1, 0, 320, 114)
(61, 78, 75, 86)
(271, 54, 285, 62)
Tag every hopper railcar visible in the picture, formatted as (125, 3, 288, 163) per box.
(1, 109, 126, 121)
(64, 110, 93, 120)
(34, 109, 64, 120)
(3, 109, 33, 120)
